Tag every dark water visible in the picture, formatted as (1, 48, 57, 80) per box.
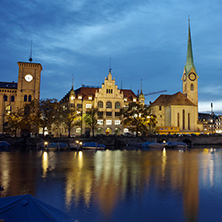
(1, 148, 222, 222)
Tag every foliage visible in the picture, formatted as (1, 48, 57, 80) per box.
(120, 102, 157, 136)
(84, 107, 98, 137)
(59, 106, 80, 137)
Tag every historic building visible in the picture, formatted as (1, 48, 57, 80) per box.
(0, 61, 42, 134)
(149, 20, 201, 133)
(52, 69, 143, 137)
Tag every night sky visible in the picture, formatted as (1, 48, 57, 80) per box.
(1, 0, 222, 113)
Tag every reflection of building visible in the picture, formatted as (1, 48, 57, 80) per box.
(0, 61, 42, 134)
(149, 20, 200, 132)
(54, 69, 143, 136)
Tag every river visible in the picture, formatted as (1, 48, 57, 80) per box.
(0, 147, 222, 222)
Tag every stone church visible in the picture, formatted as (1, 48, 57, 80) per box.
(149, 20, 202, 133)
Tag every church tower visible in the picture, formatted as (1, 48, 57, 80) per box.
(182, 19, 198, 106)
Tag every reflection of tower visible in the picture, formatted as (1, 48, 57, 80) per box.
(183, 153, 199, 222)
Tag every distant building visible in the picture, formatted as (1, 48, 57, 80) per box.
(149, 20, 201, 133)
(0, 62, 42, 135)
(51, 69, 143, 137)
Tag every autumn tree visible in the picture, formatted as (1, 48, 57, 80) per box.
(120, 102, 156, 136)
(84, 107, 98, 137)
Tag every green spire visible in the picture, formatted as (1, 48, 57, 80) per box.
(185, 19, 196, 74)
(139, 80, 144, 99)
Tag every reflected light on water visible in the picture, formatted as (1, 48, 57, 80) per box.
(42, 151, 48, 178)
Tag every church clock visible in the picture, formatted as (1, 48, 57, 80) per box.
(188, 72, 196, 81)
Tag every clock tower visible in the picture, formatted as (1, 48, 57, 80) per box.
(16, 61, 43, 108)
(182, 19, 198, 106)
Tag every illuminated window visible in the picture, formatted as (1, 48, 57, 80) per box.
(78, 96, 82, 99)
(124, 98, 127, 102)
(88, 96, 92, 100)
(97, 119, 103, 125)
(133, 98, 137, 102)
(106, 101, 112, 108)
(106, 120, 112, 125)
(6, 106, 11, 115)
(86, 104, 92, 109)
(115, 102, 120, 109)
(98, 101, 103, 108)
(115, 120, 121, 125)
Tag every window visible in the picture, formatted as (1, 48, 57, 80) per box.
(98, 101, 103, 108)
(106, 120, 112, 125)
(24, 95, 27, 102)
(98, 111, 103, 117)
(115, 120, 121, 125)
(77, 103, 82, 109)
(97, 119, 103, 125)
(124, 98, 127, 102)
(28, 95, 32, 102)
(190, 83, 194, 91)
(115, 112, 121, 116)
(106, 101, 112, 108)
(133, 98, 137, 102)
(78, 96, 82, 99)
(11, 95, 15, 102)
(6, 106, 11, 115)
(106, 89, 113, 94)
(106, 112, 112, 117)
(86, 104, 92, 109)
(159, 106, 162, 111)
(3, 95, 7, 101)
(70, 103, 74, 108)
(115, 102, 120, 109)
(88, 96, 92, 100)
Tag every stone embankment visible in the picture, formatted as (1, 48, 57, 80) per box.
(1, 134, 222, 149)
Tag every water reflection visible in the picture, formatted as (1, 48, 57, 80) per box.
(0, 148, 222, 221)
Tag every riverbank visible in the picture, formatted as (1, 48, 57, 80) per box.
(1, 134, 222, 150)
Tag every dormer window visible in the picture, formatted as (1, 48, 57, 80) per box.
(70, 96, 75, 100)
(78, 96, 82, 99)
(124, 98, 127, 102)
(133, 98, 137, 102)
(88, 96, 92, 100)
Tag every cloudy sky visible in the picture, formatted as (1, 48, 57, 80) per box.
(1, 0, 222, 113)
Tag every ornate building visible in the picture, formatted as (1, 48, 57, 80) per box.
(0, 61, 42, 134)
(53, 69, 143, 137)
(149, 20, 200, 133)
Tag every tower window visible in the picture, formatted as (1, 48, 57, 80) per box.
(3, 95, 7, 101)
(190, 83, 194, 91)
(28, 95, 32, 102)
(11, 95, 15, 102)
(24, 95, 27, 102)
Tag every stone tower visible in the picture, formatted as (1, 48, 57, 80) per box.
(16, 62, 43, 109)
(182, 19, 198, 107)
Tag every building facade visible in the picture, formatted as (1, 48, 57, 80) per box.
(149, 20, 200, 132)
(0, 61, 42, 134)
(53, 69, 143, 137)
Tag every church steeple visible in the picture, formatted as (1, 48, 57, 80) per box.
(185, 19, 196, 74)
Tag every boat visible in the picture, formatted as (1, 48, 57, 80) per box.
(0, 141, 11, 151)
(141, 141, 168, 149)
(166, 141, 187, 149)
(82, 142, 105, 150)
(44, 142, 68, 151)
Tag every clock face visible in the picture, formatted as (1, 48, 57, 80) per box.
(188, 72, 196, 81)
(25, 74, 33, 82)
(183, 73, 187, 81)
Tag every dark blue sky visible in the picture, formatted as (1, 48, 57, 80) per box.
(1, 0, 222, 113)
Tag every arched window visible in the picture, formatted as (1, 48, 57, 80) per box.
(106, 101, 112, 108)
(3, 95, 7, 101)
(115, 102, 120, 109)
(190, 83, 194, 91)
(28, 95, 32, 102)
(24, 95, 27, 102)
(98, 101, 103, 108)
(11, 95, 15, 102)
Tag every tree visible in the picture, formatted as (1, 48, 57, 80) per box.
(27, 98, 59, 136)
(60, 106, 80, 137)
(84, 107, 98, 137)
(120, 102, 156, 136)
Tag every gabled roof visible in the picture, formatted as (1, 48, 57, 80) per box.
(0, 81, 17, 89)
(150, 92, 196, 107)
(120, 89, 137, 101)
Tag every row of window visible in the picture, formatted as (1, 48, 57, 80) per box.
(3, 95, 15, 102)
(98, 101, 120, 109)
(24, 95, 32, 102)
(0, 90, 16, 93)
(97, 119, 121, 125)
(97, 111, 121, 117)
